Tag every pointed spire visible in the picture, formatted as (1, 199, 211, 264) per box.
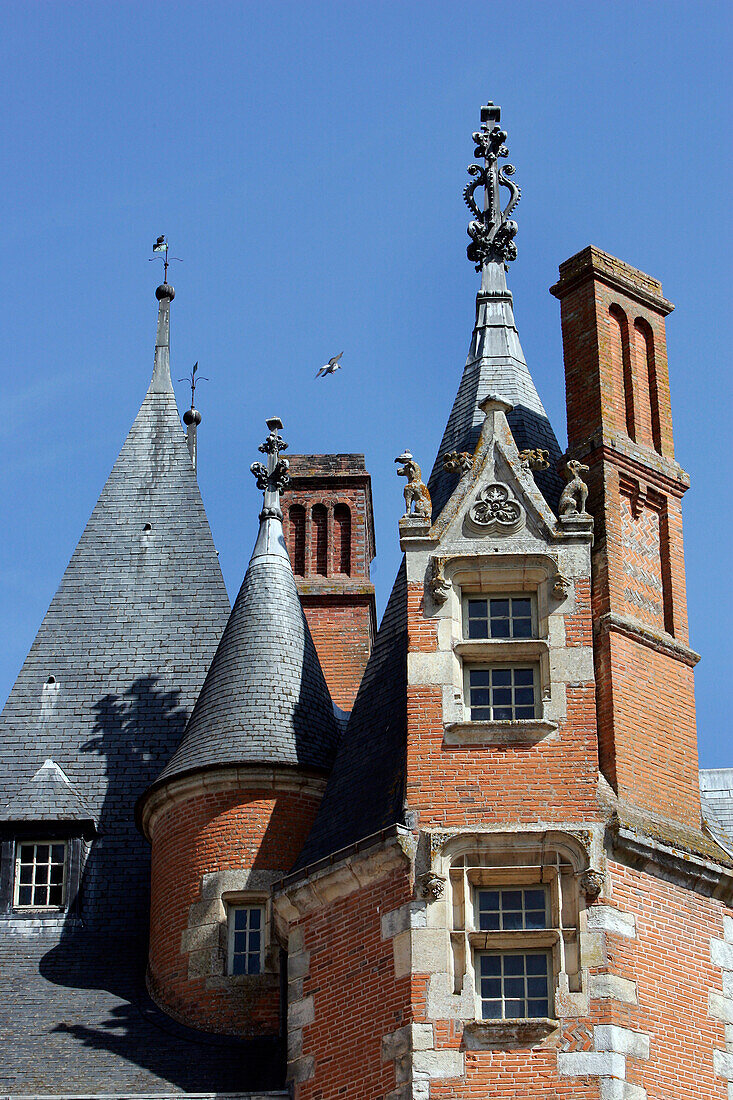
(427, 103, 563, 518)
(151, 419, 339, 788)
(150, 282, 175, 393)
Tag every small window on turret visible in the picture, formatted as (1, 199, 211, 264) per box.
(227, 904, 265, 975)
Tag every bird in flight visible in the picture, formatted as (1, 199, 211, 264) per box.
(315, 352, 344, 379)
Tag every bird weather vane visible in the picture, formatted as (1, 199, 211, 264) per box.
(149, 235, 183, 283)
(178, 361, 208, 408)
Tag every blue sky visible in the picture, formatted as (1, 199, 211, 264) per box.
(0, 2, 730, 767)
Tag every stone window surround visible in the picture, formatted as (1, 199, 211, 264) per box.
(439, 554, 573, 741)
(225, 897, 268, 976)
(424, 828, 604, 1046)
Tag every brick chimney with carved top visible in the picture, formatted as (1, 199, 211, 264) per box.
(282, 454, 377, 710)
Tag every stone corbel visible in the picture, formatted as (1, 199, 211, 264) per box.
(579, 868, 605, 901)
(553, 572, 571, 600)
(418, 871, 446, 901)
(427, 556, 452, 605)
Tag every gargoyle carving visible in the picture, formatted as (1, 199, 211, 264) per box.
(418, 871, 446, 901)
(553, 572, 571, 599)
(580, 868, 604, 901)
(559, 460, 589, 517)
(443, 450, 473, 476)
(468, 482, 523, 534)
(395, 451, 432, 520)
(519, 448, 550, 472)
(428, 557, 451, 605)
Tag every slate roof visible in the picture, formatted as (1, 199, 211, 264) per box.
(295, 560, 408, 867)
(701, 769, 733, 845)
(0, 287, 231, 932)
(155, 508, 340, 786)
(0, 758, 95, 822)
(0, 931, 285, 1096)
(427, 260, 564, 518)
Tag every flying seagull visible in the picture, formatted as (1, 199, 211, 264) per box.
(315, 352, 344, 379)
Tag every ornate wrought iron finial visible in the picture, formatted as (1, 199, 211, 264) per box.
(149, 234, 182, 290)
(251, 417, 291, 520)
(464, 102, 521, 270)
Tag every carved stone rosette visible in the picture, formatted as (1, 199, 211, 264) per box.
(468, 482, 524, 535)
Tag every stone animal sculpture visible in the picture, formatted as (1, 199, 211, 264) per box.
(559, 460, 589, 516)
(395, 451, 432, 519)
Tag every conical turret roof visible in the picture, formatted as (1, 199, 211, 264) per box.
(155, 419, 340, 786)
(0, 281, 231, 924)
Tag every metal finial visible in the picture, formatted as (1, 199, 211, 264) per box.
(463, 103, 521, 270)
(178, 361, 208, 411)
(149, 235, 182, 288)
(250, 419, 291, 520)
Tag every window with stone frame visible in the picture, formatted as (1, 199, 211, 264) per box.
(445, 835, 587, 1027)
(226, 902, 266, 976)
(464, 595, 536, 640)
(13, 840, 68, 909)
(465, 664, 538, 722)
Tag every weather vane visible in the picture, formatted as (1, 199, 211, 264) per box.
(149, 235, 182, 283)
(178, 361, 208, 408)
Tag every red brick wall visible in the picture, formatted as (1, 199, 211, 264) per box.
(300, 595, 374, 709)
(148, 784, 321, 1035)
(293, 867, 413, 1100)
(608, 859, 728, 1098)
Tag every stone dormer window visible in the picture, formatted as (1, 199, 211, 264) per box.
(465, 596, 535, 640)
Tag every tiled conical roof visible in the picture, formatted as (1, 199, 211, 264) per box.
(155, 420, 340, 786)
(427, 260, 563, 518)
(0, 283, 231, 928)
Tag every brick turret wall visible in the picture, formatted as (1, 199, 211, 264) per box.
(283, 455, 377, 710)
(551, 246, 701, 828)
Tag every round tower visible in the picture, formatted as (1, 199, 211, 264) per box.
(137, 418, 339, 1038)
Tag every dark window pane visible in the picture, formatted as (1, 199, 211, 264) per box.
(490, 599, 510, 617)
(503, 955, 524, 976)
(471, 707, 492, 721)
(480, 955, 500, 976)
(480, 978, 502, 999)
(514, 668, 534, 686)
(50, 864, 64, 884)
(20, 845, 34, 863)
(493, 707, 513, 721)
(492, 688, 512, 706)
(19, 865, 33, 884)
(470, 670, 491, 687)
(468, 600, 488, 617)
(527, 976, 548, 997)
(35, 887, 48, 906)
(525, 910, 545, 930)
(504, 978, 524, 998)
(18, 886, 32, 905)
(505, 1000, 524, 1018)
(234, 909, 247, 930)
(482, 1000, 501, 1019)
(478, 911, 500, 931)
(249, 908, 261, 929)
(468, 619, 488, 639)
(513, 619, 532, 638)
(528, 999, 549, 1017)
(479, 890, 500, 911)
(36, 845, 49, 862)
(515, 688, 535, 706)
(49, 885, 63, 905)
(515, 706, 535, 719)
(471, 688, 490, 707)
(247, 954, 260, 974)
(491, 619, 510, 638)
(503, 911, 523, 931)
(525, 890, 545, 908)
(526, 954, 548, 975)
(234, 932, 247, 951)
(232, 955, 245, 975)
(249, 931, 261, 951)
(513, 598, 532, 616)
(51, 845, 65, 863)
(492, 669, 511, 686)
(503, 891, 522, 909)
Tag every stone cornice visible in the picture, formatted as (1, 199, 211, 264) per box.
(550, 245, 674, 316)
(138, 765, 328, 841)
(611, 821, 733, 905)
(569, 435, 689, 497)
(594, 611, 700, 667)
(272, 825, 415, 925)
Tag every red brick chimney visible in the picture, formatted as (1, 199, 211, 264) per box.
(282, 455, 377, 710)
(551, 246, 701, 829)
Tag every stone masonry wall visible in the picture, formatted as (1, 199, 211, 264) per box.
(148, 779, 321, 1036)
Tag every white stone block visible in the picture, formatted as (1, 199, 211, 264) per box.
(287, 995, 314, 1030)
(408, 650, 454, 686)
(594, 1024, 650, 1059)
(412, 928, 449, 973)
(711, 992, 733, 1024)
(413, 1049, 464, 1079)
(412, 1022, 434, 1050)
(599, 1080, 647, 1100)
(713, 938, 733, 972)
(392, 930, 411, 978)
(714, 1048, 733, 1078)
(557, 1051, 626, 1078)
(382, 904, 411, 939)
(589, 973, 638, 1004)
(724, 914, 733, 944)
(586, 904, 636, 938)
